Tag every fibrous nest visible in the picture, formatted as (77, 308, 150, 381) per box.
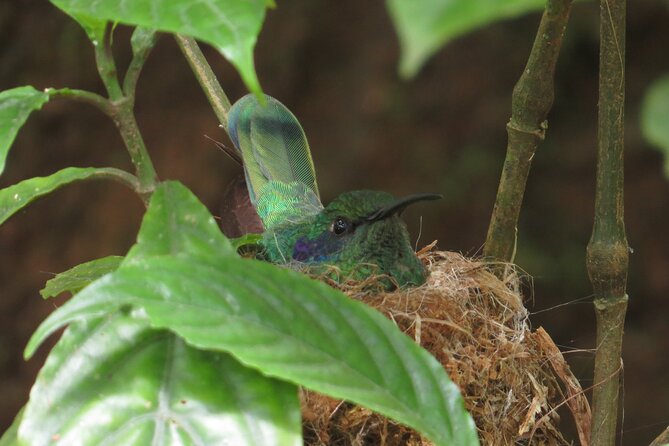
(302, 249, 591, 446)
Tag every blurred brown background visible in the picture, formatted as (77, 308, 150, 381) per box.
(1, 1, 668, 444)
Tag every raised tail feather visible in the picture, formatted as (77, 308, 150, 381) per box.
(227, 94, 323, 229)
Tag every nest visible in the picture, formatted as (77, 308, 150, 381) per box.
(302, 249, 591, 445)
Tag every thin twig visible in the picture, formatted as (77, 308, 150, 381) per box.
(94, 24, 124, 100)
(91, 23, 158, 195)
(123, 29, 159, 99)
(46, 88, 113, 116)
(175, 34, 232, 129)
(93, 167, 142, 192)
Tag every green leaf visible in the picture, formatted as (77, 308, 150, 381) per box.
(51, 0, 267, 96)
(20, 310, 301, 446)
(61, 9, 107, 43)
(27, 182, 478, 446)
(0, 87, 49, 175)
(641, 75, 669, 179)
(231, 233, 263, 251)
(41, 256, 124, 299)
(0, 407, 23, 446)
(0, 167, 136, 226)
(124, 181, 235, 262)
(27, 257, 479, 445)
(386, 0, 544, 77)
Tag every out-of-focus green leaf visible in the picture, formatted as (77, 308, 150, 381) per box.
(41, 256, 124, 299)
(386, 0, 544, 78)
(27, 182, 479, 446)
(20, 310, 301, 446)
(0, 167, 135, 226)
(231, 233, 263, 250)
(0, 87, 49, 175)
(641, 75, 669, 179)
(50, 0, 267, 96)
(0, 407, 23, 446)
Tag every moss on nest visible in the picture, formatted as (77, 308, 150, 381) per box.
(302, 250, 591, 446)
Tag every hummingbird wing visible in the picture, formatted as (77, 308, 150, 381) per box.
(228, 94, 323, 229)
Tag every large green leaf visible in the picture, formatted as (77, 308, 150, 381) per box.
(40, 255, 124, 299)
(27, 181, 479, 446)
(20, 310, 301, 446)
(0, 167, 136, 226)
(50, 0, 267, 96)
(0, 87, 49, 175)
(386, 0, 544, 77)
(641, 75, 669, 179)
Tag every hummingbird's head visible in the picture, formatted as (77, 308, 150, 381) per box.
(287, 190, 441, 288)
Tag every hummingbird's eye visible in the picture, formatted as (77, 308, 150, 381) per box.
(331, 216, 351, 236)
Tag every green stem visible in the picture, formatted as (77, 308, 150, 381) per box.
(92, 167, 142, 192)
(123, 29, 159, 99)
(46, 88, 113, 117)
(44, 88, 148, 198)
(94, 24, 124, 100)
(175, 34, 232, 128)
(483, 0, 573, 263)
(111, 98, 157, 195)
(93, 24, 158, 195)
(587, 0, 629, 444)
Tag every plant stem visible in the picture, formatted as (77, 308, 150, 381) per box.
(175, 34, 232, 128)
(94, 25, 124, 100)
(587, 0, 629, 444)
(94, 24, 158, 195)
(123, 29, 159, 99)
(483, 0, 573, 262)
(650, 425, 669, 446)
(45, 88, 151, 199)
(46, 88, 113, 116)
(590, 296, 627, 445)
(93, 167, 142, 192)
(111, 99, 157, 195)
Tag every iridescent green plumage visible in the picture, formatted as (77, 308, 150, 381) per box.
(261, 190, 429, 287)
(228, 94, 321, 229)
(228, 94, 438, 288)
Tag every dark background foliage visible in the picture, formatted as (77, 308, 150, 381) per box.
(1, 1, 668, 444)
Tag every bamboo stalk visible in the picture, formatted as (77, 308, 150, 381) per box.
(484, 0, 573, 262)
(587, 0, 629, 444)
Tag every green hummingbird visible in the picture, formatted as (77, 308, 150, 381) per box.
(227, 94, 440, 288)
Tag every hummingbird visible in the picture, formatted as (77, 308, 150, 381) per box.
(227, 94, 440, 288)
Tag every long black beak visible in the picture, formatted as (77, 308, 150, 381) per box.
(364, 193, 442, 223)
